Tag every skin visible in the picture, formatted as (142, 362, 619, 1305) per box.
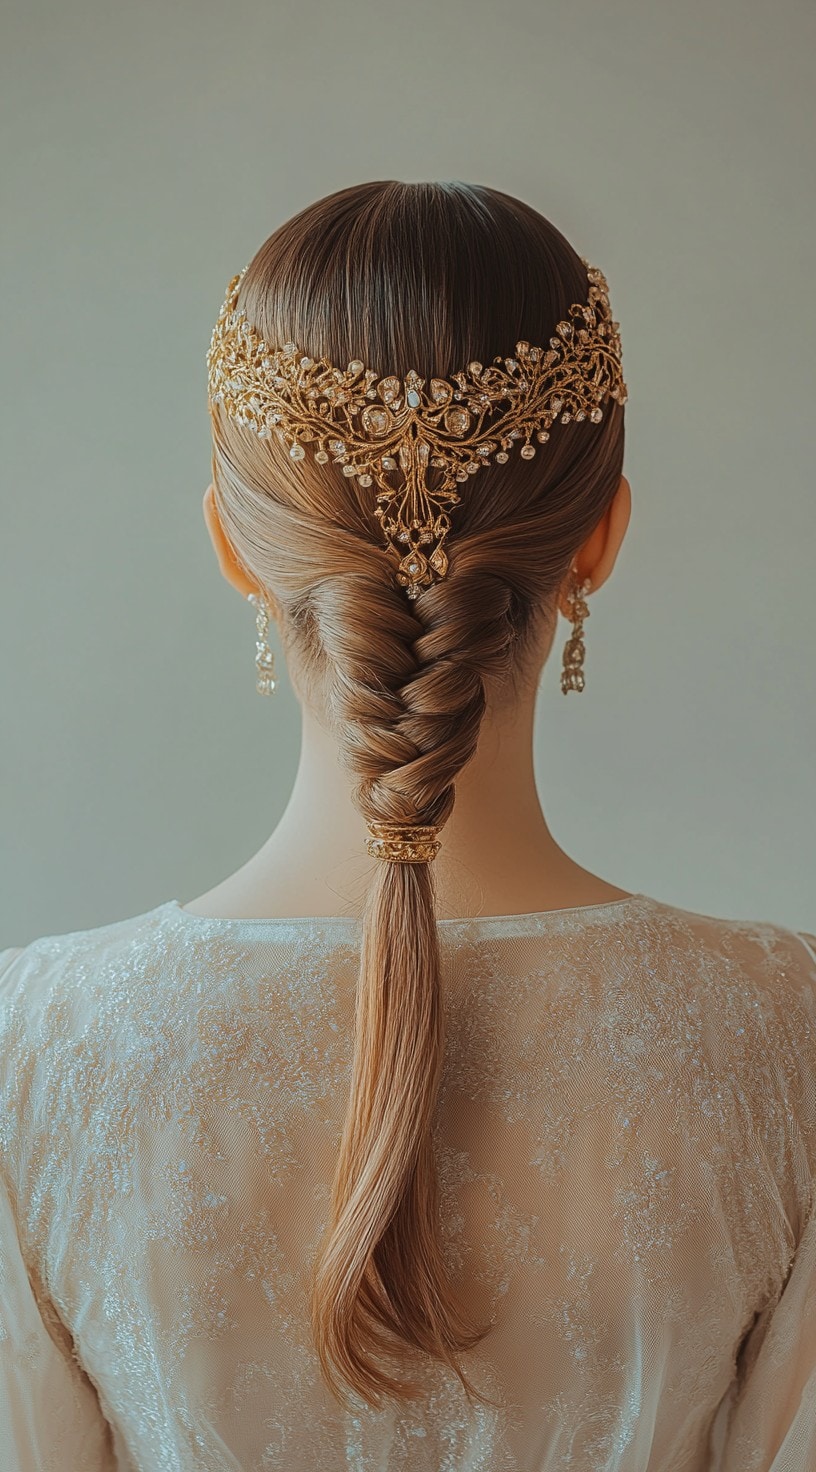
(187, 475, 632, 921)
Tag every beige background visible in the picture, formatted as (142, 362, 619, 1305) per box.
(1, 0, 813, 946)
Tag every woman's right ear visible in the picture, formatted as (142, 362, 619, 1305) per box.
(202, 484, 277, 614)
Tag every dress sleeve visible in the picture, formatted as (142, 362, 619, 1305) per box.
(0, 947, 114, 1472)
(0, 1169, 114, 1471)
(715, 1192, 816, 1470)
(714, 928, 816, 1470)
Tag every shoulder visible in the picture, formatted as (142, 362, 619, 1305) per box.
(636, 893, 816, 983)
(625, 894, 816, 1073)
(639, 892, 816, 1078)
(0, 901, 176, 1024)
(0, 903, 177, 1176)
(633, 897, 816, 1207)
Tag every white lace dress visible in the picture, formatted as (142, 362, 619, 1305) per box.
(1, 891, 814, 1470)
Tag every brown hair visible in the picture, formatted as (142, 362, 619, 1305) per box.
(208, 180, 625, 1413)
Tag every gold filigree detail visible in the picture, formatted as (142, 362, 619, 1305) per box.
(561, 577, 592, 695)
(207, 261, 627, 601)
(364, 822, 442, 863)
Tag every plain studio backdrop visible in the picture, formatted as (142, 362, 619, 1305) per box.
(0, 0, 813, 946)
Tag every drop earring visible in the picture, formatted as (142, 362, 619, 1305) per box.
(247, 592, 277, 695)
(561, 568, 592, 694)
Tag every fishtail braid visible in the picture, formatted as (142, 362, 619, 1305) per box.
(307, 564, 516, 1412)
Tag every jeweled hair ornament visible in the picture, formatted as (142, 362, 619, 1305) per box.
(206, 259, 628, 603)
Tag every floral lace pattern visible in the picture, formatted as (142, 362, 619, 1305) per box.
(1, 892, 815, 1470)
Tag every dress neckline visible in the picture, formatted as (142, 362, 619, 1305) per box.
(164, 891, 651, 938)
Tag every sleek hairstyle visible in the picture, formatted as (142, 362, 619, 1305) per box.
(208, 180, 625, 1413)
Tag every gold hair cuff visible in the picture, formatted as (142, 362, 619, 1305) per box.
(366, 822, 442, 863)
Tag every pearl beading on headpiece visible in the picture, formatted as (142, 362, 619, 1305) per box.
(206, 260, 627, 602)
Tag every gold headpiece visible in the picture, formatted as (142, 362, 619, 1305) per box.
(206, 259, 627, 602)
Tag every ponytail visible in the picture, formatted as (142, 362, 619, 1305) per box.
(309, 856, 499, 1411)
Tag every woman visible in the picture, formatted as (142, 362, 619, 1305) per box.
(1, 180, 814, 1471)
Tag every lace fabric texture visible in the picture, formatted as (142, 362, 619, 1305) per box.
(0, 891, 815, 1471)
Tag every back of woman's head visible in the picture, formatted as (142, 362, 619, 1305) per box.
(207, 179, 625, 1414)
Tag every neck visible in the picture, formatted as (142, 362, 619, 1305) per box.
(194, 682, 627, 922)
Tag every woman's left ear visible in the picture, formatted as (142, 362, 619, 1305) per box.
(556, 474, 631, 617)
(202, 483, 265, 601)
